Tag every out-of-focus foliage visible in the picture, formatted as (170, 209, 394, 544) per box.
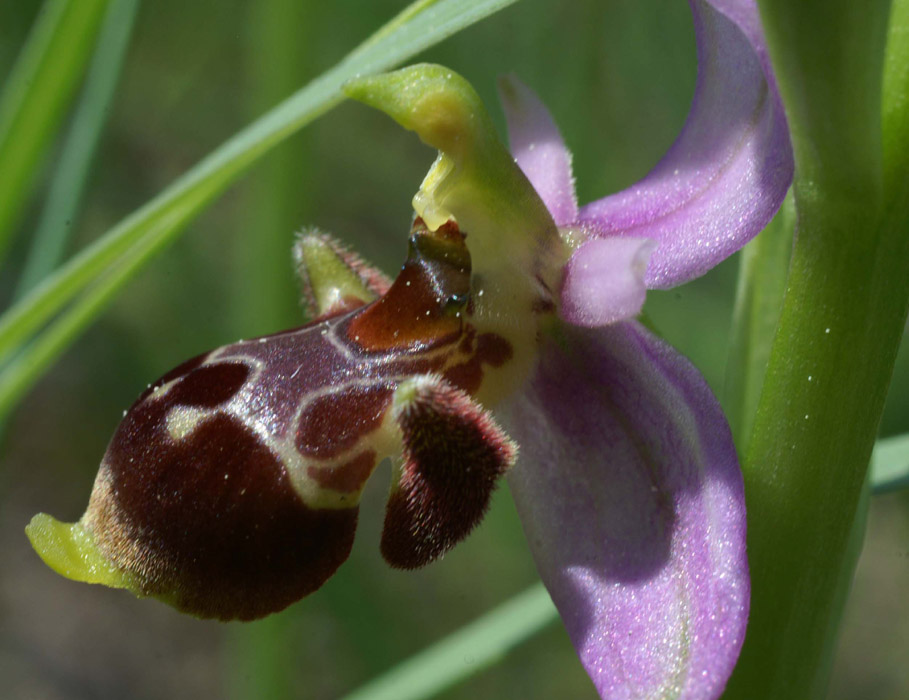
(0, 1, 906, 699)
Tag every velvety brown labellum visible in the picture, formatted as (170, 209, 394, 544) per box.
(87, 375, 357, 621)
(382, 376, 517, 568)
(86, 320, 392, 619)
(70, 217, 518, 621)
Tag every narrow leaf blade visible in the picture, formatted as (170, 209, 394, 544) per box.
(340, 583, 557, 700)
(0, 0, 111, 260)
(15, 0, 141, 297)
(0, 0, 519, 392)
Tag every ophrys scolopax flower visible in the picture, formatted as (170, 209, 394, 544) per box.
(27, 1, 792, 697)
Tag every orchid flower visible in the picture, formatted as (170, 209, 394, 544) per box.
(496, 0, 792, 696)
(25, 1, 791, 698)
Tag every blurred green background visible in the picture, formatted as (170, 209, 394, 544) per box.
(1, 1, 907, 698)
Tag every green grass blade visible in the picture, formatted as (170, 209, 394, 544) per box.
(0, 0, 111, 261)
(349, 0, 437, 57)
(15, 0, 141, 298)
(230, 0, 316, 336)
(871, 432, 909, 494)
(0, 228, 157, 421)
(339, 583, 558, 700)
(0, 0, 519, 373)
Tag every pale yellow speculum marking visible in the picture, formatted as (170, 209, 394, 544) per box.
(165, 406, 210, 441)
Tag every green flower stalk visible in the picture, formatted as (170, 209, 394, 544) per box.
(725, 0, 909, 697)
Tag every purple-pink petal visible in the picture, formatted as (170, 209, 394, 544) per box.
(576, 0, 792, 289)
(498, 75, 578, 227)
(560, 237, 654, 327)
(502, 321, 748, 700)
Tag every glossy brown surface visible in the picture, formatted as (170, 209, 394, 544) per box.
(295, 386, 393, 458)
(134, 353, 208, 404)
(168, 362, 250, 407)
(348, 219, 471, 352)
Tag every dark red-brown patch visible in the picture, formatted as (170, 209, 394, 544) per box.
(168, 362, 250, 408)
(443, 333, 513, 395)
(443, 360, 484, 395)
(381, 378, 516, 569)
(426, 218, 464, 243)
(476, 333, 512, 367)
(90, 399, 356, 620)
(458, 327, 476, 354)
(382, 355, 446, 378)
(295, 386, 393, 458)
(135, 353, 208, 404)
(307, 451, 376, 493)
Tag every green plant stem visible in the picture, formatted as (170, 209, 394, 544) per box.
(339, 583, 557, 700)
(812, 470, 872, 692)
(0, 0, 519, 394)
(15, 0, 140, 298)
(0, 0, 111, 261)
(226, 614, 295, 700)
(725, 0, 909, 697)
(723, 192, 794, 451)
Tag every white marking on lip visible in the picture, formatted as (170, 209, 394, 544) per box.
(165, 406, 209, 441)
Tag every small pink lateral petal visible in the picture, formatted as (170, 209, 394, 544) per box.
(577, 0, 793, 289)
(382, 375, 516, 569)
(502, 321, 748, 700)
(559, 237, 654, 327)
(498, 75, 578, 227)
